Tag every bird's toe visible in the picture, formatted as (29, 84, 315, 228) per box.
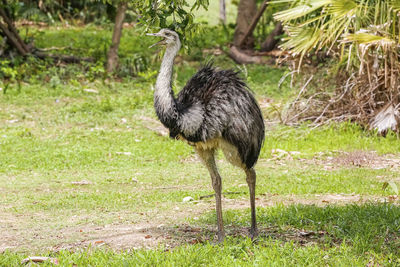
(249, 227, 258, 240)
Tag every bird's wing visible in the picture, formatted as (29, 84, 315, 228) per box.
(178, 102, 204, 137)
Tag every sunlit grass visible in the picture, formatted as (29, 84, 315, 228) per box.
(2, 24, 400, 266)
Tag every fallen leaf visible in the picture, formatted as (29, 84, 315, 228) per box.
(272, 148, 288, 154)
(182, 196, 194, 202)
(299, 231, 314, 237)
(83, 88, 98, 93)
(116, 152, 132, 156)
(71, 180, 92, 185)
(144, 235, 152, 239)
(21, 256, 58, 265)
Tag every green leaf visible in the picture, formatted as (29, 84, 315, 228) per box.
(274, 0, 332, 21)
(344, 33, 395, 47)
(383, 181, 399, 195)
(389, 181, 399, 195)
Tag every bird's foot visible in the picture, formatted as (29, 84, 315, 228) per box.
(215, 231, 225, 244)
(249, 227, 258, 240)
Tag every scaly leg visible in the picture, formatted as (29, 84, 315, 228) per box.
(245, 168, 257, 239)
(196, 148, 225, 242)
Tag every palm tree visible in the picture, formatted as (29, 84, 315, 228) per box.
(274, 0, 400, 133)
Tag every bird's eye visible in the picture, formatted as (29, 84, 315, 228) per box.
(165, 32, 171, 36)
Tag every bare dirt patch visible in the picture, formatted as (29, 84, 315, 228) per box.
(222, 193, 389, 211)
(1, 193, 394, 253)
(268, 149, 400, 171)
(328, 151, 400, 170)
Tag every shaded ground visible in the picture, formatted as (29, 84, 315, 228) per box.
(1, 190, 395, 253)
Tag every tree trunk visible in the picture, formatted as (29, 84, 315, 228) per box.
(260, 21, 283, 52)
(0, 7, 30, 55)
(219, 0, 226, 24)
(238, 1, 268, 48)
(0, 22, 26, 55)
(233, 0, 257, 49)
(106, 1, 128, 73)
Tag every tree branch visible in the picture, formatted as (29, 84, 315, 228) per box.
(238, 1, 268, 48)
(260, 22, 283, 52)
(0, 21, 27, 55)
(0, 7, 30, 54)
(228, 45, 271, 64)
(34, 51, 94, 63)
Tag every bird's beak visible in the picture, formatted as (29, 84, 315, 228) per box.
(146, 33, 166, 48)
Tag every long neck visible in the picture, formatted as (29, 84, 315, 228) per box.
(154, 42, 181, 128)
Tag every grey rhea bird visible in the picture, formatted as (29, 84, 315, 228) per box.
(147, 29, 265, 242)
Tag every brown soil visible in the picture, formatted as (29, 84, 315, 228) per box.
(269, 149, 400, 171)
(1, 192, 394, 253)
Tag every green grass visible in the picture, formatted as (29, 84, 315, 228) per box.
(2, 237, 398, 266)
(202, 203, 400, 254)
(2, 24, 400, 266)
(2, 77, 400, 265)
(262, 123, 400, 157)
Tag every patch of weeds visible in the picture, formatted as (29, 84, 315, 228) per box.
(68, 98, 113, 115)
(256, 164, 396, 195)
(16, 128, 34, 138)
(200, 203, 400, 256)
(246, 64, 292, 99)
(2, 237, 399, 266)
(261, 122, 400, 158)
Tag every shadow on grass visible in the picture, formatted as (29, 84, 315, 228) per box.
(164, 202, 400, 254)
(12, 202, 397, 255)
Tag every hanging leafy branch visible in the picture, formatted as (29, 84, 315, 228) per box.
(136, 0, 209, 46)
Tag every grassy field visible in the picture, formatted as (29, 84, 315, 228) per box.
(1, 25, 400, 266)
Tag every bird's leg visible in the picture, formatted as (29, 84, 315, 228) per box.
(212, 170, 224, 243)
(196, 148, 225, 243)
(245, 168, 257, 239)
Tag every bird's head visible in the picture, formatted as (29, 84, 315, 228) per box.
(146, 29, 180, 48)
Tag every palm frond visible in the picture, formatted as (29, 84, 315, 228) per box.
(324, 0, 357, 17)
(390, 0, 400, 12)
(281, 26, 324, 55)
(274, 0, 331, 21)
(344, 32, 395, 48)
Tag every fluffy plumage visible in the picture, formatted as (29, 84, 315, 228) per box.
(172, 63, 264, 169)
(148, 28, 265, 242)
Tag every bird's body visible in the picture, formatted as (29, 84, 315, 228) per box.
(167, 64, 264, 169)
(148, 29, 265, 242)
